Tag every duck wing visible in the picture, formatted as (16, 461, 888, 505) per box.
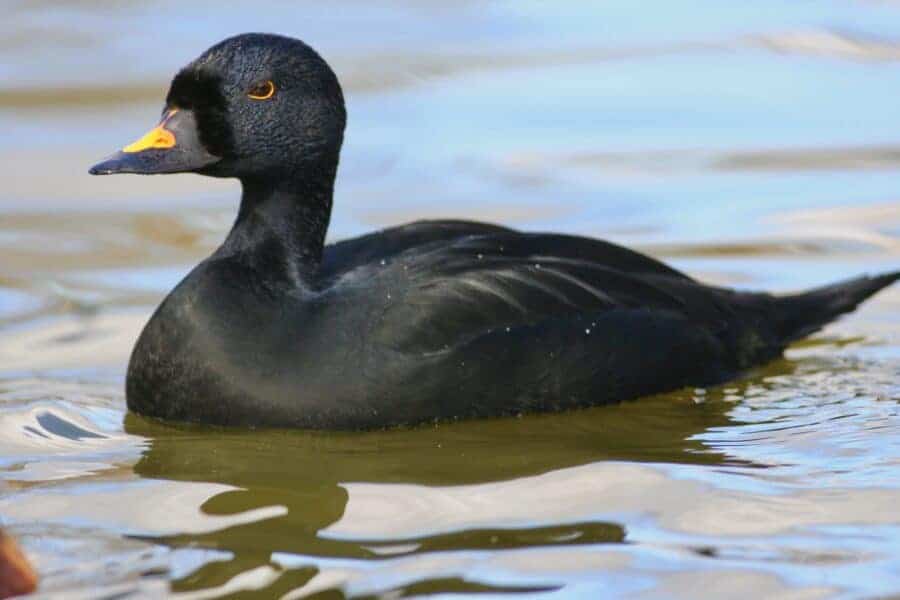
(355, 230, 745, 357)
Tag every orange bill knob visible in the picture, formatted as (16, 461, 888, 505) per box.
(122, 109, 179, 153)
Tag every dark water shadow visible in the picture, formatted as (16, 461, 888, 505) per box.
(123, 357, 798, 595)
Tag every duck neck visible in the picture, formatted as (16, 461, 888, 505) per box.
(219, 167, 335, 282)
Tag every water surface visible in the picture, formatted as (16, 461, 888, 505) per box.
(1, 1, 899, 598)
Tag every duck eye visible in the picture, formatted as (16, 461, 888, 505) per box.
(248, 80, 276, 100)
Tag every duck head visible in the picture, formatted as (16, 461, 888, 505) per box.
(89, 33, 346, 180)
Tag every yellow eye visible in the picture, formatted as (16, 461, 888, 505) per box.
(248, 80, 275, 100)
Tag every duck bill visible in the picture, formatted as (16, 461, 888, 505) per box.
(89, 109, 220, 175)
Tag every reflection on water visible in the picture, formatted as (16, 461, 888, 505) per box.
(1, 1, 900, 598)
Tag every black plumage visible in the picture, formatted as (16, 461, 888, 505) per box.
(90, 33, 898, 429)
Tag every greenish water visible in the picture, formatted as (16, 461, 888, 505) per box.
(1, 1, 900, 597)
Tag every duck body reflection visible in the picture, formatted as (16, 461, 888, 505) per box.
(126, 378, 745, 595)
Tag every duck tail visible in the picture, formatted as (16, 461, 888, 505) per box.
(775, 271, 899, 343)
